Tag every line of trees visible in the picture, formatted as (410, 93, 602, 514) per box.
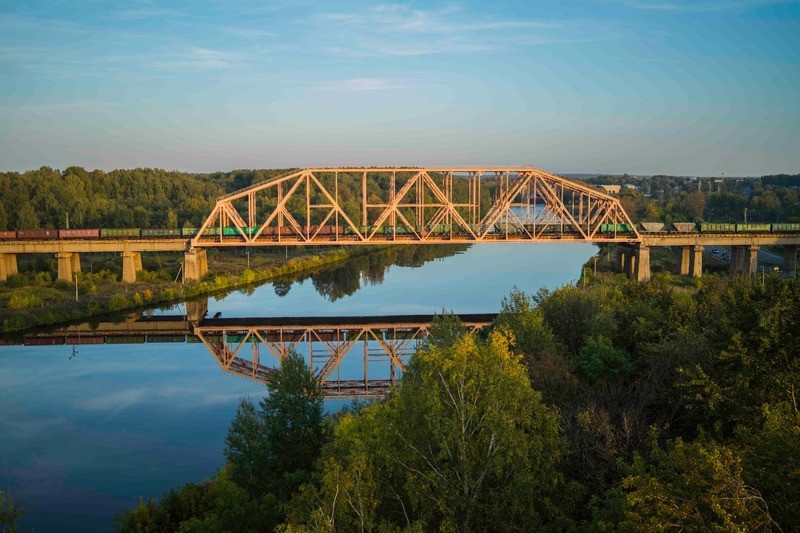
(116, 273, 800, 531)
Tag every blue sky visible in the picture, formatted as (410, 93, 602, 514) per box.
(1, 0, 798, 175)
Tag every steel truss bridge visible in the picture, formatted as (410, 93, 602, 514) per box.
(18, 312, 495, 398)
(193, 167, 640, 247)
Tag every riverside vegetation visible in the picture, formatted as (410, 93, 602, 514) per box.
(109, 272, 799, 532)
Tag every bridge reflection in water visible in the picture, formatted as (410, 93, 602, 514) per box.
(19, 308, 495, 398)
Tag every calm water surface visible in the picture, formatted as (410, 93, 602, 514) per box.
(0, 243, 594, 531)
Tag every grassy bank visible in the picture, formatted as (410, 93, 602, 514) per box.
(0, 246, 391, 334)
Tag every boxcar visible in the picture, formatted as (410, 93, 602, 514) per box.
(100, 228, 141, 238)
(600, 224, 634, 233)
(0, 231, 16, 239)
(58, 229, 100, 239)
(17, 229, 58, 239)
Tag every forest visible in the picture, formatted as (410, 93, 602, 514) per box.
(111, 273, 799, 532)
(3, 167, 797, 232)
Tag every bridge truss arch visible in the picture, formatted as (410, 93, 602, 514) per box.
(193, 167, 640, 247)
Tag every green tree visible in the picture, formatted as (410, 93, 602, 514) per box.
(599, 438, 775, 531)
(285, 331, 569, 531)
(224, 350, 325, 527)
(577, 335, 632, 383)
(16, 201, 38, 229)
(739, 403, 800, 529)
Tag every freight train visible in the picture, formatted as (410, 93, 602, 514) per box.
(2, 221, 799, 241)
(599, 222, 800, 234)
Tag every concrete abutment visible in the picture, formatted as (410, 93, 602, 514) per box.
(0, 253, 18, 282)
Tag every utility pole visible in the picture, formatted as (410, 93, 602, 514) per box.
(74, 273, 78, 301)
(65, 212, 69, 230)
(744, 207, 748, 224)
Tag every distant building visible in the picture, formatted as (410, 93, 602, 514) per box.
(600, 185, 621, 194)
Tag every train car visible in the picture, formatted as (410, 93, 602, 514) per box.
(771, 223, 800, 232)
(58, 229, 100, 239)
(141, 228, 182, 237)
(600, 224, 635, 233)
(735, 223, 770, 232)
(639, 222, 665, 233)
(18, 229, 58, 239)
(0, 231, 16, 239)
(106, 335, 146, 344)
(64, 336, 104, 345)
(100, 228, 141, 238)
(698, 223, 735, 233)
(221, 226, 261, 237)
(25, 336, 65, 346)
(671, 222, 697, 232)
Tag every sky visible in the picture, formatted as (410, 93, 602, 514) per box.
(1, 0, 798, 175)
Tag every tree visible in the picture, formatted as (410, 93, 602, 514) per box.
(0, 488, 24, 532)
(577, 335, 632, 383)
(685, 190, 706, 220)
(16, 201, 38, 229)
(599, 438, 775, 531)
(224, 350, 325, 527)
(285, 331, 569, 531)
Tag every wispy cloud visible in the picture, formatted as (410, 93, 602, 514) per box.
(149, 45, 267, 71)
(616, 0, 789, 11)
(108, 7, 191, 20)
(312, 3, 587, 58)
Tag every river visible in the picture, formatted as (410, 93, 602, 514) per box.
(0, 243, 595, 531)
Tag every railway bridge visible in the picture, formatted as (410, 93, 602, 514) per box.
(1, 167, 798, 282)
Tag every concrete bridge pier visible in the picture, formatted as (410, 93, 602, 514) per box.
(730, 246, 746, 274)
(186, 298, 208, 322)
(746, 245, 759, 275)
(690, 245, 704, 277)
(0, 253, 18, 282)
(121, 251, 142, 283)
(56, 252, 81, 282)
(783, 245, 797, 272)
(624, 250, 636, 279)
(676, 246, 691, 275)
(634, 245, 650, 281)
(183, 249, 208, 282)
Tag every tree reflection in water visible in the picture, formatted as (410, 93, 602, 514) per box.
(272, 245, 469, 302)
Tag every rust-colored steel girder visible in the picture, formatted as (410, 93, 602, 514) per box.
(192, 167, 640, 247)
(193, 317, 492, 398)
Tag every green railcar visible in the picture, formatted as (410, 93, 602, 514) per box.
(600, 224, 634, 233)
(100, 228, 141, 238)
(181, 227, 198, 237)
(698, 223, 736, 232)
(771, 223, 800, 232)
(141, 228, 182, 237)
(222, 226, 260, 236)
(735, 223, 771, 232)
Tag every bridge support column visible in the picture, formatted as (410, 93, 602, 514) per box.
(0, 253, 18, 282)
(183, 249, 208, 282)
(690, 246, 704, 277)
(730, 246, 746, 274)
(121, 251, 141, 283)
(635, 245, 650, 282)
(70, 253, 81, 275)
(677, 246, 691, 275)
(617, 250, 627, 273)
(56, 252, 78, 282)
(186, 298, 208, 322)
(746, 246, 759, 275)
(624, 252, 636, 279)
(783, 245, 797, 272)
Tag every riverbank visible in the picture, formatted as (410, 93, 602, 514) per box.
(0, 246, 394, 334)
